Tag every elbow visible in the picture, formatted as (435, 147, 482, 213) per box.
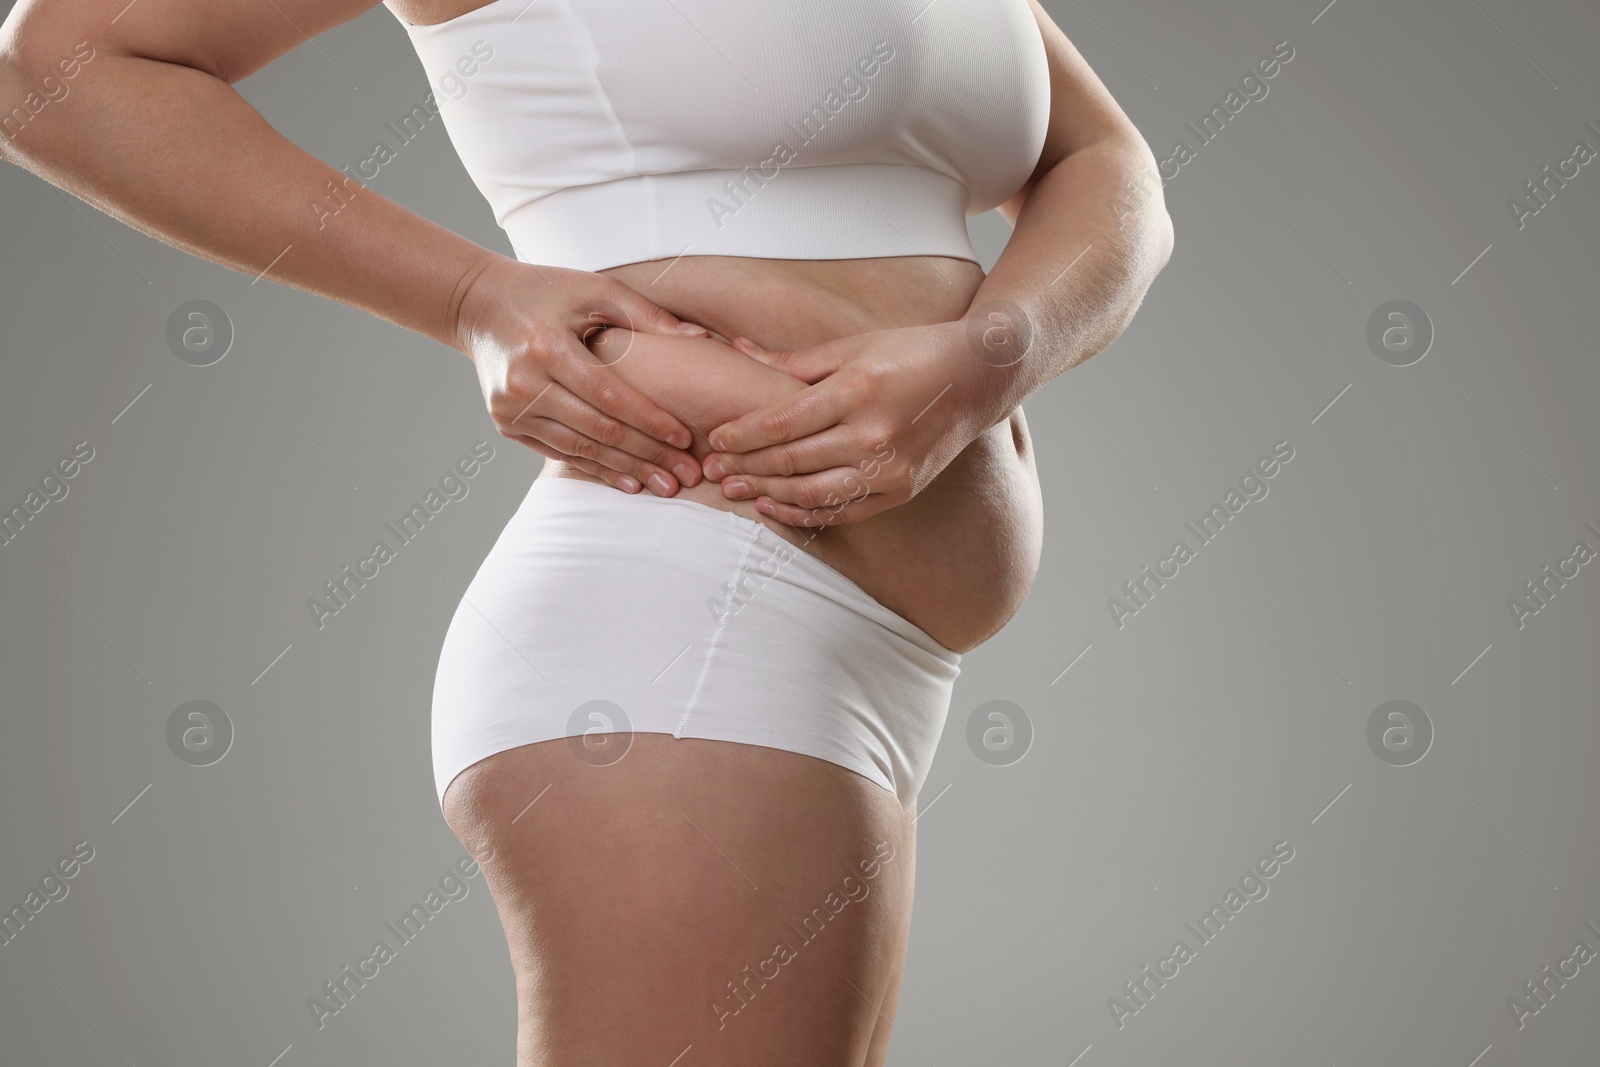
(1125, 206, 1173, 333)
(1149, 200, 1175, 276)
(1120, 133, 1175, 276)
(1108, 196, 1173, 348)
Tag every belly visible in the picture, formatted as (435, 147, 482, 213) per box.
(544, 254, 1044, 652)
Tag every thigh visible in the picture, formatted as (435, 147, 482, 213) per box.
(443, 732, 918, 1067)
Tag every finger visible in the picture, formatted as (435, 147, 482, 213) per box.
(504, 432, 642, 493)
(503, 379, 698, 488)
(586, 278, 709, 340)
(504, 374, 700, 477)
(706, 379, 855, 454)
(753, 491, 895, 528)
(564, 386, 704, 488)
(585, 323, 731, 365)
(551, 334, 697, 450)
(516, 413, 700, 496)
(718, 465, 880, 511)
(702, 427, 860, 481)
(731, 335, 850, 383)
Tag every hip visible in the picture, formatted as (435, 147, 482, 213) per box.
(434, 473, 964, 807)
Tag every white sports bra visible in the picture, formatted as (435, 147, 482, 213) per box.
(395, 0, 1049, 272)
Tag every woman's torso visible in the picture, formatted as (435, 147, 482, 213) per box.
(588, 254, 1045, 654)
(389, 0, 1047, 650)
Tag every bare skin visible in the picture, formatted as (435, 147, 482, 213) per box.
(444, 735, 921, 1067)
(577, 254, 1045, 656)
(1, 2, 1170, 1065)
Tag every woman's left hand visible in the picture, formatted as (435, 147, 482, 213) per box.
(701, 319, 995, 526)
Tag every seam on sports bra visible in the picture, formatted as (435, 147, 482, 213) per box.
(554, 0, 661, 259)
(676, 520, 764, 736)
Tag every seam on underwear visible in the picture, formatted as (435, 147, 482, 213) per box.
(676, 521, 764, 737)
(555, 0, 660, 258)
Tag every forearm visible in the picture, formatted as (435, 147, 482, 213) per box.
(0, 40, 499, 350)
(961, 135, 1174, 430)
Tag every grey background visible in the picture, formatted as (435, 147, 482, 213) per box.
(2, 0, 1597, 1064)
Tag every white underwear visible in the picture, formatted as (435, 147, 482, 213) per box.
(432, 476, 962, 811)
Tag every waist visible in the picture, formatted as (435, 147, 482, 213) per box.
(598, 248, 985, 348)
(505, 164, 980, 274)
(544, 247, 979, 566)
(564, 249, 1040, 653)
(583, 248, 986, 553)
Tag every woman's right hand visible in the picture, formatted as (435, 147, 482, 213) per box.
(453, 254, 711, 496)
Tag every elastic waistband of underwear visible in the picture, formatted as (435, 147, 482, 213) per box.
(523, 475, 964, 663)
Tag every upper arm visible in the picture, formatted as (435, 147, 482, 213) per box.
(998, 0, 1154, 223)
(1, 0, 383, 84)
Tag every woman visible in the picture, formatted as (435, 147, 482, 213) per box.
(1, 0, 1171, 1062)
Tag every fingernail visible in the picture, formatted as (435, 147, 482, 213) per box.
(724, 479, 751, 499)
(667, 430, 690, 449)
(703, 456, 725, 480)
(648, 472, 674, 496)
(618, 475, 641, 493)
(672, 462, 698, 485)
(677, 321, 708, 336)
(709, 432, 727, 451)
